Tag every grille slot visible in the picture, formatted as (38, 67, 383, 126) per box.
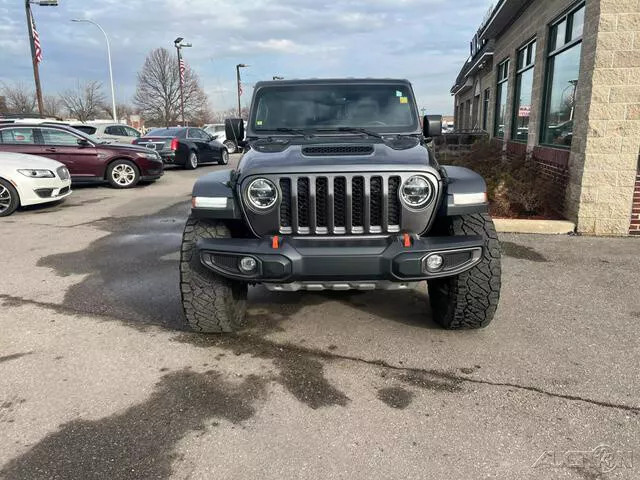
(276, 174, 404, 235)
(315, 177, 328, 229)
(352, 177, 364, 229)
(279, 178, 292, 231)
(388, 176, 401, 227)
(370, 176, 383, 228)
(297, 178, 310, 229)
(302, 145, 374, 156)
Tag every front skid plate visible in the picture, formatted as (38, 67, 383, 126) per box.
(263, 280, 418, 292)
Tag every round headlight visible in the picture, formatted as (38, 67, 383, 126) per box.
(247, 178, 278, 210)
(400, 176, 432, 208)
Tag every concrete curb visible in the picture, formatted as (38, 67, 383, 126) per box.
(494, 218, 576, 235)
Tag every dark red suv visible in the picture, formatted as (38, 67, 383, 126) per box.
(0, 123, 164, 188)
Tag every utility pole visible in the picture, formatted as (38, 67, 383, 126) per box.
(25, 0, 57, 115)
(236, 64, 248, 118)
(174, 37, 191, 126)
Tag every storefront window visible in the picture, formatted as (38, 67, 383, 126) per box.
(494, 59, 509, 138)
(512, 40, 536, 142)
(541, 3, 584, 146)
(482, 88, 490, 131)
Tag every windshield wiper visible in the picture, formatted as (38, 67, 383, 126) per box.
(316, 127, 384, 139)
(274, 127, 313, 137)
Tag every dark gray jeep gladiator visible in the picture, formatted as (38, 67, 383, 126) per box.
(180, 78, 501, 332)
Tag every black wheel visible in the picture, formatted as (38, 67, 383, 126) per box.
(180, 216, 248, 333)
(184, 151, 198, 170)
(427, 213, 501, 329)
(106, 160, 140, 188)
(219, 149, 229, 165)
(0, 178, 19, 217)
(223, 140, 236, 154)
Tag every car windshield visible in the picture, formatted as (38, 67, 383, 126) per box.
(147, 128, 182, 137)
(251, 83, 419, 134)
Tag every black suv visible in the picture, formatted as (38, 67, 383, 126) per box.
(179, 78, 501, 332)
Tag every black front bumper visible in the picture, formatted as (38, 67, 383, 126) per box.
(197, 234, 484, 283)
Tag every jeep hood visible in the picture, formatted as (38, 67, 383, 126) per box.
(238, 142, 433, 178)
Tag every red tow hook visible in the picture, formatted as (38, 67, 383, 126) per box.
(402, 233, 411, 248)
(272, 235, 280, 249)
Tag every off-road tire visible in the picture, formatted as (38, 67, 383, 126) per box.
(184, 151, 198, 170)
(180, 216, 247, 332)
(427, 213, 501, 329)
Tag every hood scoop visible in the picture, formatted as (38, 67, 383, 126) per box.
(302, 145, 374, 156)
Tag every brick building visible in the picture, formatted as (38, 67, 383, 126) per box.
(451, 0, 640, 235)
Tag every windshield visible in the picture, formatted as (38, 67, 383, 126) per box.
(251, 83, 419, 134)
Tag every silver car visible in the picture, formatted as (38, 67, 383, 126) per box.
(71, 123, 141, 144)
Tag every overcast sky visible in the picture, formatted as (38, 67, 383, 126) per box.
(0, 0, 494, 115)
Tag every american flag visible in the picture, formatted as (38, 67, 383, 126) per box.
(30, 11, 42, 64)
(179, 58, 185, 85)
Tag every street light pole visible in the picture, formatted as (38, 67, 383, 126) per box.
(236, 64, 248, 118)
(25, 0, 58, 115)
(71, 19, 117, 122)
(174, 37, 192, 126)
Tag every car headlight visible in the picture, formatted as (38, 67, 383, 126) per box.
(18, 169, 55, 178)
(400, 175, 433, 209)
(246, 178, 278, 210)
(144, 152, 160, 160)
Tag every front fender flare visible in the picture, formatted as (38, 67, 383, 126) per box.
(438, 165, 489, 216)
(191, 169, 241, 219)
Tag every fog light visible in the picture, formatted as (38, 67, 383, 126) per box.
(239, 256, 258, 273)
(425, 254, 444, 272)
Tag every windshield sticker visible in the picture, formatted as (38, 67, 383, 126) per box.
(395, 90, 403, 97)
(256, 120, 263, 125)
(399, 97, 408, 104)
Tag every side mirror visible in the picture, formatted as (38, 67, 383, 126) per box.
(225, 118, 245, 147)
(77, 138, 91, 147)
(423, 115, 443, 138)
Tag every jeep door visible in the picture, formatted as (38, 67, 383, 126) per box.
(38, 127, 101, 179)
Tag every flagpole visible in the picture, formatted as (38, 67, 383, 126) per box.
(25, 0, 44, 115)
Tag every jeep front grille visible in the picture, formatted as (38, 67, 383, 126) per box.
(277, 174, 402, 235)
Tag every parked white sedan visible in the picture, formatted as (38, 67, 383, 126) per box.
(0, 152, 72, 217)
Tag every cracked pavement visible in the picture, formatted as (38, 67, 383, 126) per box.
(1, 157, 639, 480)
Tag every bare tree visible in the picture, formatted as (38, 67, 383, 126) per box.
(134, 48, 209, 126)
(1, 82, 37, 114)
(101, 102, 133, 120)
(59, 80, 106, 122)
(43, 95, 63, 118)
(210, 107, 248, 123)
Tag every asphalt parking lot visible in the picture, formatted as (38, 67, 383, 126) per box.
(1, 156, 639, 480)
